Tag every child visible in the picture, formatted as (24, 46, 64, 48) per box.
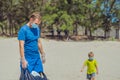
(81, 52, 98, 80)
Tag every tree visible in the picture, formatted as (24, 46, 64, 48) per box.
(0, 0, 120, 40)
(111, 0, 120, 39)
(101, 0, 116, 38)
(42, 0, 74, 40)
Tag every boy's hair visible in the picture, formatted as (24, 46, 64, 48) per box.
(88, 51, 94, 57)
(29, 12, 41, 20)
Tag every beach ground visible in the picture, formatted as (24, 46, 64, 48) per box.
(0, 38, 120, 80)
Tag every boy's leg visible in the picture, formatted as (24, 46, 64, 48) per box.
(87, 74, 91, 80)
(91, 73, 96, 80)
(91, 77, 95, 80)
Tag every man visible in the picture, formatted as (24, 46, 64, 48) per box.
(18, 12, 45, 73)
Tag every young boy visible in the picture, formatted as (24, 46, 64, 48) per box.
(81, 52, 98, 80)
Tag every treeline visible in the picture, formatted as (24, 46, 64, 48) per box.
(0, 0, 120, 40)
(0, 0, 45, 37)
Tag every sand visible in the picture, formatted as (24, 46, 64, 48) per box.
(0, 38, 120, 80)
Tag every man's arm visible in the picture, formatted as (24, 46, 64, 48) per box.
(38, 38, 45, 54)
(19, 40, 25, 59)
(38, 38, 46, 63)
(19, 40, 27, 68)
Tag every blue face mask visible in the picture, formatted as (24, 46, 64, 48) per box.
(89, 57, 94, 61)
(32, 23, 39, 28)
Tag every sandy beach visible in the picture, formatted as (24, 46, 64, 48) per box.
(0, 38, 120, 80)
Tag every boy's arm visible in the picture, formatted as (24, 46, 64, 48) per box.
(95, 60, 99, 74)
(81, 64, 86, 72)
(96, 65, 99, 74)
(81, 61, 87, 72)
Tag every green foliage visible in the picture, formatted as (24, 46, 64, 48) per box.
(0, 0, 120, 38)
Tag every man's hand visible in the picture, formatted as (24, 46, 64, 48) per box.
(21, 58, 28, 68)
(41, 54, 46, 64)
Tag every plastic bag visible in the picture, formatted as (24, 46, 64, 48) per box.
(19, 68, 36, 80)
(34, 72, 48, 80)
(19, 68, 48, 80)
(31, 71, 41, 77)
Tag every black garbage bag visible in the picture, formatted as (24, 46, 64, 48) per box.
(19, 68, 48, 80)
(19, 68, 36, 80)
(34, 72, 48, 80)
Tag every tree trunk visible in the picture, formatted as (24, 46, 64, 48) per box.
(64, 30, 69, 40)
(89, 27, 92, 38)
(115, 28, 119, 39)
(11, 21, 15, 37)
(0, 26, 4, 35)
(104, 30, 107, 38)
(9, 20, 12, 37)
(104, 30, 110, 38)
(85, 27, 88, 35)
(7, 13, 12, 37)
(51, 29, 54, 37)
(57, 29, 61, 40)
(75, 23, 78, 36)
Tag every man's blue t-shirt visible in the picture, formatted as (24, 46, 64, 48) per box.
(18, 24, 40, 54)
(18, 24, 43, 72)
